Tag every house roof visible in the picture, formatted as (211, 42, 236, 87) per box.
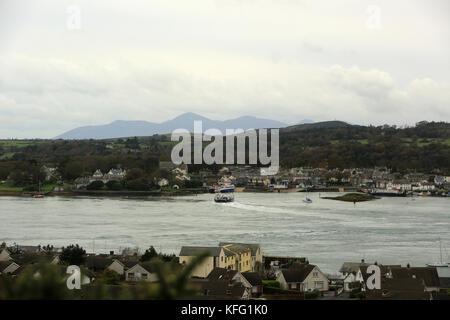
(339, 262, 371, 274)
(85, 256, 113, 270)
(390, 267, 440, 287)
(219, 243, 260, 256)
(222, 245, 252, 256)
(194, 279, 247, 299)
(281, 264, 316, 283)
(439, 277, 450, 289)
(365, 278, 429, 300)
(359, 264, 397, 282)
(207, 267, 238, 281)
(9, 252, 56, 265)
(128, 261, 182, 274)
(241, 272, 263, 286)
(0, 261, 15, 272)
(179, 246, 222, 257)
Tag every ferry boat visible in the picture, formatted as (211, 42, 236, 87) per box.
(213, 183, 235, 202)
(214, 192, 234, 203)
(217, 184, 235, 193)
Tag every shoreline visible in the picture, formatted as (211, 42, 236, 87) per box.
(0, 188, 208, 198)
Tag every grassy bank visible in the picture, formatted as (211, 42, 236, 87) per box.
(322, 192, 377, 202)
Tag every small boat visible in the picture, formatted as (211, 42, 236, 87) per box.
(33, 181, 45, 198)
(303, 197, 312, 204)
(427, 238, 449, 267)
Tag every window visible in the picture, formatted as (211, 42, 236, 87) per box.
(313, 272, 319, 277)
(314, 281, 324, 289)
(141, 273, 148, 279)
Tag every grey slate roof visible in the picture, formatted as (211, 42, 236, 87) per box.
(0, 261, 15, 272)
(180, 246, 222, 257)
(390, 267, 440, 288)
(207, 267, 238, 281)
(365, 278, 429, 300)
(339, 262, 371, 274)
(440, 277, 450, 289)
(281, 264, 316, 283)
(241, 272, 263, 286)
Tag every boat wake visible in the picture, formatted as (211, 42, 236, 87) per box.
(223, 201, 307, 216)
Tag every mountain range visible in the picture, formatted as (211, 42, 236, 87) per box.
(54, 113, 313, 139)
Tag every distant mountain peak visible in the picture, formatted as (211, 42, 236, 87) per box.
(54, 113, 311, 139)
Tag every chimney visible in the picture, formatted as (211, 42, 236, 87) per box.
(374, 261, 378, 265)
(361, 259, 365, 264)
(407, 263, 410, 269)
(110, 251, 114, 256)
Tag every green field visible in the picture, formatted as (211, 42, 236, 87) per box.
(0, 183, 57, 192)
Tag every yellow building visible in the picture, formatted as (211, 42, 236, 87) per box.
(219, 243, 263, 272)
(179, 243, 263, 278)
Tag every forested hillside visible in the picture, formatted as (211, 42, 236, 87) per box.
(0, 121, 448, 182)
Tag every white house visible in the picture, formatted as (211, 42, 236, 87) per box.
(0, 248, 12, 261)
(276, 264, 329, 292)
(107, 259, 126, 275)
(125, 263, 158, 282)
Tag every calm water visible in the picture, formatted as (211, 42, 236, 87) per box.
(1, 193, 449, 273)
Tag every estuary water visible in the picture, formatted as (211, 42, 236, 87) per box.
(0, 192, 449, 273)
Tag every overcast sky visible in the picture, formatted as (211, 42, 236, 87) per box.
(0, 0, 449, 138)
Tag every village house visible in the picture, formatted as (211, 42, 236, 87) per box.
(0, 247, 12, 261)
(238, 272, 264, 297)
(159, 161, 187, 172)
(42, 165, 60, 182)
(0, 261, 20, 275)
(219, 242, 263, 272)
(388, 180, 413, 191)
(125, 261, 182, 282)
(365, 278, 430, 300)
(191, 278, 250, 300)
(387, 266, 441, 293)
(412, 182, 436, 191)
(125, 262, 157, 282)
(277, 263, 329, 292)
(179, 246, 227, 278)
(179, 243, 259, 278)
(220, 244, 253, 273)
(206, 267, 264, 298)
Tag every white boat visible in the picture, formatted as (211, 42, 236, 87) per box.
(214, 183, 235, 202)
(303, 197, 312, 204)
(214, 193, 234, 203)
(214, 183, 235, 193)
(427, 238, 449, 267)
